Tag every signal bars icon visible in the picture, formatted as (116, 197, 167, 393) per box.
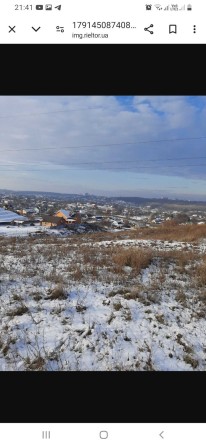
(146, 3, 192, 11)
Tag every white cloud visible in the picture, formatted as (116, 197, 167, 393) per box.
(0, 95, 206, 197)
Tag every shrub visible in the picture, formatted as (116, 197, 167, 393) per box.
(27, 356, 46, 370)
(176, 289, 187, 305)
(194, 259, 206, 286)
(6, 304, 29, 317)
(111, 247, 153, 274)
(46, 285, 67, 300)
(113, 301, 123, 311)
(183, 355, 198, 369)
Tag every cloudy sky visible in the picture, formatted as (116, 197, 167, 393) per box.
(1, 95, 206, 199)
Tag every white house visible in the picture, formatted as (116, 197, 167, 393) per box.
(0, 207, 28, 225)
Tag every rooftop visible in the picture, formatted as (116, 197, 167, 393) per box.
(56, 209, 72, 218)
(0, 207, 28, 223)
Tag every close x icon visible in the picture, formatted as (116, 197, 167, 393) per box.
(8, 26, 41, 33)
(8, 26, 16, 33)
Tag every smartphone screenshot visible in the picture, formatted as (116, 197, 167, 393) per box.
(0, 0, 205, 434)
(0, 0, 204, 43)
(0, 92, 205, 441)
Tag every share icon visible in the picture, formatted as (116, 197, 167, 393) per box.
(144, 24, 154, 33)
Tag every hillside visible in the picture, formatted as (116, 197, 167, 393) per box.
(1, 224, 206, 371)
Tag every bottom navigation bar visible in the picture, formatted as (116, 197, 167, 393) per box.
(0, 423, 205, 446)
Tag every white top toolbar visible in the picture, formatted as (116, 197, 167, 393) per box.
(0, 1, 205, 43)
(0, 423, 205, 446)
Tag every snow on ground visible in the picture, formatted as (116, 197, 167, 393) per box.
(91, 238, 206, 253)
(0, 229, 206, 371)
(0, 225, 59, 237)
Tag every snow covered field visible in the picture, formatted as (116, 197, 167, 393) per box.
(1, 227, 206, 371)
(0, 225, 59, 237)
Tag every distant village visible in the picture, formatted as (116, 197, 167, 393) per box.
(1, 191, 206, 234)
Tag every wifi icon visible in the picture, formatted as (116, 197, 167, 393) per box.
(155, 4, 162, 9)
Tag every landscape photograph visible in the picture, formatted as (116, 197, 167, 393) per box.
(1, 95, 206, 371)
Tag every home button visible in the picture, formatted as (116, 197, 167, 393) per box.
(100, 431, 108, 439)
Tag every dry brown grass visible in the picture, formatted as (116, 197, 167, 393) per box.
(72, 267, 84, 281)
(26, 356, 46, 370)
(45, 285, 67, 300)
(44, 271, 67, 284)
(76, 299, 87, 312)
(155, 313, 165, 324)
(132, 222, 206, 243)
(6, 304, 29, 317)
(193, 256, 206, 287)
(113, 300, 123, 311)
(0, 236, 19, 254)
(107, 312, 116, 324)
(122, 306, 132, 321)
(183, 354, 198, 368)
(175, 289, 187, 305)
(156, 249, 198, 275)
(32, 292, 43, 302)
(111, 247, 153, 274)
(63, 221, 206, 245)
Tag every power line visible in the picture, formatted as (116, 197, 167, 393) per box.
(1, 135, 206, 152)
(1, 163, 206, 172)
(0, 106, 112, 119)
(2, 155, 206, 167)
